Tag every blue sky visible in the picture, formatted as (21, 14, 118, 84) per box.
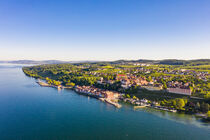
(0, 0, 210, 61)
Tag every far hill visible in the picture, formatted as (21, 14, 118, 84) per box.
(0, 59, 209, 66)
(111, 59, 210, 66)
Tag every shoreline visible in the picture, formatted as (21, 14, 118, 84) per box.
(35, 80, 208, 119)
(36, 81, 73, 89)
(36, 81, 176, 112)
(37, 80, 121, 108)
(74, 87, 122, 108)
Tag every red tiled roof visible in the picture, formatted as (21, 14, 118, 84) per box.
(117, 74, 126, 77)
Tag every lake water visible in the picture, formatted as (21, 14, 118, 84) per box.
(0, 63, 209, 140)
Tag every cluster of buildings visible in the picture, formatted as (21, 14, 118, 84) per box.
(119, 97, 151, 106)
(141, 68, 208, 82)
(196, 71, 209, 81)
(119, 96, 177, 112)
(78, 64, 209, 96)
(133, 63, 151, 66)
(97, 74, 153, 89)
(97, 73, 193, 95)
(132, 67, 208, 81)
(75, 85, 120, 100)
(116, 74, 155, 89)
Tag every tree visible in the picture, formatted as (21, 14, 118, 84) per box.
(172, 100, 176, 107)
(126, 94, 131, 98)
(195, 102, 200, 110)
(175, 98, 185, 110)
(200, 102, 209, 113)
(46, 77, 49, 81)
(66, 82, 75, 87)
(147, 76, 152, 82)
(160, 101, 165, 106)
(163, 82, 167, 89)
(207, 111, 210, 118)
(133, 96, 137, 100)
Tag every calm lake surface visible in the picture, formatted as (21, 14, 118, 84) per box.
(0, 64, 209, 140)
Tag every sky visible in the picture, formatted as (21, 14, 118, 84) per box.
(0, 0, 210, 61)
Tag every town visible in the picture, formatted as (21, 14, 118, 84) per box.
(22, 61, 210, 120)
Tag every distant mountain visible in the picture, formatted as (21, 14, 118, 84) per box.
(156, 59, 210, 65)
(111, 59, 210, 66)
(0, 59, 209, 65)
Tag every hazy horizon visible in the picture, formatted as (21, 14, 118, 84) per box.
(1, 0, 210, 61)
(1, 58, 210, 62)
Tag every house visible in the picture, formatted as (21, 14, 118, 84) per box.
(116, 74, 127, 81)
(121, 84, 131, 89)
(140, 98, 148, 103)
(97, 77, 104, 84)
(139, 78, 148, 85)
(107, 80, 114, 84)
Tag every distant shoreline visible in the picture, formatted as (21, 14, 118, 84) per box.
(1, 59, 210, 65)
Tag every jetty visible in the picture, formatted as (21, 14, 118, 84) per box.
(36, 81, 52, 87)
(134, 105, 146, 109)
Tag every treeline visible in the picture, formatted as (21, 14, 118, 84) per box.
(160, 98, 210, 113)
(110, 59, 210, 66)
(46, 77, 61, 86)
